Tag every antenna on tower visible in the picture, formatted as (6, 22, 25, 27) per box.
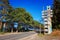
(43, 0, 44, 11)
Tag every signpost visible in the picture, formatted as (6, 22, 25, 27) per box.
(14, 22, 18, 32)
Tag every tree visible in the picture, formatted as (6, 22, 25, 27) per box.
(32, 20, 42, 28)
(0, 0, 43, 32)
(24, 12, 33, 25)
(52, 0, 60, 29)
(9, 8, 33, 23)
(7, 8, 34, 32)
(0, 0, 11, 32)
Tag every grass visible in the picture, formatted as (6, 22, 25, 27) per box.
(38, 30, 60, 37)
(38, 33, 44, 37)
(0, 32, 5, 34)
(0, 31, 10, 35)
(50, 30, 60, 37)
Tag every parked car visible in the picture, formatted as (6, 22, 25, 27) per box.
(28, 27, 34, 31)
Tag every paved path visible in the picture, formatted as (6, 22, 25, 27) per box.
(0, 32, 36, 40)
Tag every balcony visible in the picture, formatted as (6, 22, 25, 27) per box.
(44, 29, 48, 31)
(44, 26, 48, 28)
(44, 22, 48, 24)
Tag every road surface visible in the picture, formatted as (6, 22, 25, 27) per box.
(0, 32, 36, 40)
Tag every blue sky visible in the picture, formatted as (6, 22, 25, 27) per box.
(9, 0, 53, 22)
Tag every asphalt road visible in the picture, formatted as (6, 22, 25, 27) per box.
(0, 32, 36, 40)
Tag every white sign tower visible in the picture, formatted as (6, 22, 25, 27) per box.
(42, 6, 53, 34)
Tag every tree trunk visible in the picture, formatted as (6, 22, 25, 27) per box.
(16, 29, 18, 33)
(11, 28, 13, 32)
(3, 23, 6, 32)
(11, 24, 14, 33)
(0, 21, 2, 32)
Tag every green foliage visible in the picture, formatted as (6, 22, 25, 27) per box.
(8, 8, 33, 23)
(7, 8, 43, 28)
(32, 20, 43, 28)
(0, 0, 43, 32)
(52, 0, 60, 29)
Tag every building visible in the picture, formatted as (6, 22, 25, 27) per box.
(42, 6, 53, 34)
